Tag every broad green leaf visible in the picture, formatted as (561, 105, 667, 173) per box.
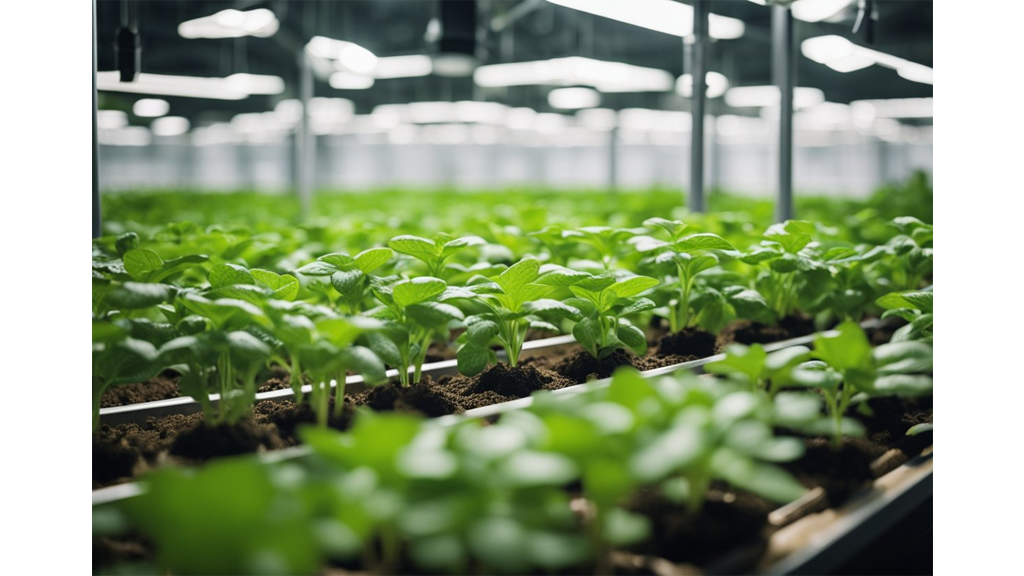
(619, 297, 656, 316)
(457, 343, 490, 376)
(609, 276, 659, 298)
(106, 282, 173, 310)
(389, 235, 439, 261)
(873, 341, 933, 374)
(498, 451, 578, 486)
(536, 264, 589, 286)
(466, 320, 500, 345)
(873, 374, 933, 397)
(765, 346, 812, 372)
(295, 260, 339, 276)
(354, 247, 393, 273)
(906, 422, 933, 436)
(209, 263, 255, 288)
(523, 299, 582, 321)
(123, 249, 163, 280)
(342, 346, 386, 385)
(616, 324, 647, 356)
(710, 448, 807, 503)
(673, 233, 734, 253)
(393, 277, 446, 308)
(406, 301, 465, 327)
(572, 317, 601, 357)
(115, 232, 140, 256)
(707, 344, 767, 382)
(572, 275, 616, 292)
(629, 423, 704, 482)
(643, 217, 686, 239)
(773, 392, 823, 425)
(364, 330, 404, 368)
(601, 508, 651, 546)
(814, 321, 872, 372)
(330, 269, 365, 299)
(151, 254, 210, 283)
(496, 259, 541, 293)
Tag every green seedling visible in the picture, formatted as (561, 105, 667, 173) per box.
(706, 343, 811, 398)
(367, 277, 465, 386)
(563, 226, 644, 271)
(741, 220, 825, 320)
(566, 274, 659, 360)
(792, 321, 933, 448)
(92, 322, 163, 431)
(296, 247, 394, 312)
(389, 233, 485, 279)
(454, 259, 585, 376)
(876, 289, 933, 343)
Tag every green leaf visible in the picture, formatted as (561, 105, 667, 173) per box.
(619, 297, 656, 316)
(466, 320, 500, 345)
(123, 249, 163, 280)
(106, 282, 173, 309)
(457, 343, 490, 376)
(630, 423, 704, 482)
(873, 341, 932, 374)
(295, 260, 339, 276)
(572, 318, 601, 357)
(440, 235, 485, 259)
(536, 264, 589, 286)
(523, 299, 581, 321)
(707, 344, 767, 382)
(389, 235, 439, 261)
(406, 301, 465, 327)
(330, 269, 365, 299)
(906, 422, 933, 436)
(616, 323, 647, 356)
(710, 447, 807, 503)
(873, 374, 933, 397)
(392, 277, 446, 308)
(499, 451, 578, 486)
(364, 330, 405, 369)
(814, 321, 872, 372)
(643, 217, 686, 239)
(496, 259, 541, 293)
(354, 247, 393, 273)
(209, 263, 255, 288)
(573, 276, 616, 292)
(673, 233, 734, 253)
(342, 346, 387, 384)
(115, 232, 140, 256)
(601, 508, 651, 546)
(609, 276, 659, 299)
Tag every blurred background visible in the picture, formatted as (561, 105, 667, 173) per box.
(95, 0, 932, 198)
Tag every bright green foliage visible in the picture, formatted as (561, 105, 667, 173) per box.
(92, 322, 164, 431)
(455, 259, 585, 375)
(742, 220, 826, 320)
(296, 247, 394, 312)
(563, 226, 645, 271)
(707, 344, 811, 398)
(792, 321, 933, 447)
(565, 274, 659, 360)
(389, 233, 485, 279)
(877, 289, 933, 342)
(367, 276, 465, 386)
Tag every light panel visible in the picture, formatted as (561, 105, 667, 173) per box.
(546, 0, 744, 40)
(474, 56, 673, 93)
(802, 35, 934, 85)
(178, 8, 279, 39)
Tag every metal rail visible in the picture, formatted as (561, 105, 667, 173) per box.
(687, 0, 710, 213)
(773, 4, 795, 222)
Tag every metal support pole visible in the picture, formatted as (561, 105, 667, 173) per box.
(688, 0, 709, 213)
(296, 51, 314, 220)
(608, 125, 619, 192)
(773, 4, 795, 222)
(92, 0, 101, 239)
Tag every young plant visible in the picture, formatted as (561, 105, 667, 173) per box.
(388, 233, 485, 279)
(563, 226, 644, 271)
(159, 294, 272, 426)
(792, 321, 933, 447)
(366, 277, 465, 386)
(742, 220, 825, 320)
(706, 343, 812, 398)
(637, 218, 740, 333)
(566, 274, 659, 360)
(296, 247, 394, 312)
(454, 259, 585, 376)
(876, 289, 933, 342)
(92, 322, 163, 431)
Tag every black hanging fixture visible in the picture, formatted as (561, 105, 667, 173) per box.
(115, 0, 141, 82)
(429, 0, 481, 78)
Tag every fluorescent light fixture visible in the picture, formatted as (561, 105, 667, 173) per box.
(548, 87, 600, 109)
(225, 73, 285, 95)
(329, 72, 375, 90)
(97, 110, 128, 129)
(132, 98, 169, 117)
(98, 72, 248, 100)
(372, 101, 508, 125)
(474, 56, 673, 93)
(178, 8, 279, 39)
(151, 116, 190, 137)
(546, 0, 744, 40)
(802, 35, 933, 84)
(373, 55, 433, 79)
(675, 71, 730, 98)
(99, 126, 152, 146)
(791, 0, 855, 23)
(725, 86, 825, 109)
(850, 98, 933, 121)
(306, 36, 378, 74)
(431, 53, 479, 78)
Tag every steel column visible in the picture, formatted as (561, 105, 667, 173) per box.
(608, 125, 619, 191)
(773, 4, 795, 222)
(296, 52, 314, 220)
(92, 0, 101, 238)
(688, 0, 709, 213)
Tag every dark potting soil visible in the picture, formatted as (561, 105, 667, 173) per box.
(355, 377, 461, 417)
(717, 320, 792, 349)
(548, 349, 692, 384)
(100, 373, 180, 407)
(655, 327, 718, 359)
(783, 436, 888, 504)
(855, 395, 933, 457)
(439, 362, 575, 410)
(627, 485, 773, 569)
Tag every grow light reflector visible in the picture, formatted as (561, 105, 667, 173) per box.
(546, 0, 744, 40)
(98, 72, 249, 100)
(801, 35, 934, 85)
(330, 72, 375, 90)
(675, 72, 730, 98)
(307, 36, 378, 74)
(178, 8, 279, 39)
(474, 56, 673, 93)
(548, 87, 601, 110)
(725, 86, 825, 109)
(151, 116, 190, 137)
(132, 98, 169, 117)
(373, 55, 433, 79)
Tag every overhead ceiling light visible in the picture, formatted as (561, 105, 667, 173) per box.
(474, 56, 673, 93)
(178, 8, 279, 39)
(224, 73, 285, 95)
(329, 72, 375, 90)
(802, 35, 933, 84)
(675, 71, 730, 98)
(373, 55, 433, 79)
(850, 98, 933, 121)
(99, 72, 248, 100)
(546, 0, 745, 40)
(97, 110, 128, 130)
(791, 0, 855, 23)
(132, 98, 169, 117)
(306, 36, 378, 74)
(548, 87, 601, 110)
(150, 116, 190, 137)
(725, 86, 826, 109)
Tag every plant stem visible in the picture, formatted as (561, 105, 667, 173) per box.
(333, 370, 346, 421)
